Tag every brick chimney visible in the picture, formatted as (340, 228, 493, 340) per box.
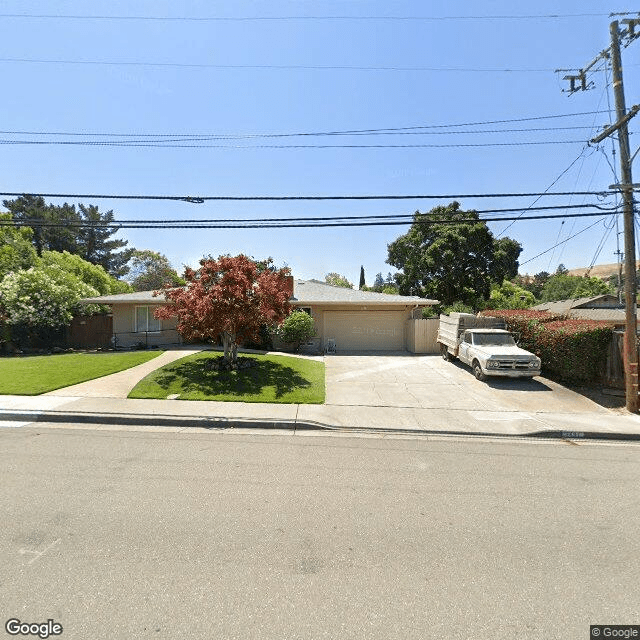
(284, 275, 294, 299)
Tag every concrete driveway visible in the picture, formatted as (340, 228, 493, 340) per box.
(323, 351, 609, 415)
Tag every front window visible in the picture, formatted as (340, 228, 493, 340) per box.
(135, 306, 161, 333)
(472, 333, 516, 347)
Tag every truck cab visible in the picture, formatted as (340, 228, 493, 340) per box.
(458, 328, 541, 381)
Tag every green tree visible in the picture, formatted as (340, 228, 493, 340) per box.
(443, 301, 475, 314)
(276, 310, 316, 351)
(0, 267, 103, 346)
(387, 202, 522, 306)
(373, 272, 385, 289)
(540, 274, 613, 302)
(2, 197, 135, 276)
(77, 204, 134, 277)
(2, 196, 81, 256)
(127, 249, 185, 291)
(486, 280, 536, 309)
(0, 213, 38, 279)
(359, 266, 365, 289)
(514, 271, 550, 299)
(325, 272, 353, 288)
(39, 250, 132, 295)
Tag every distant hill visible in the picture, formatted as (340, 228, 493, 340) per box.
(566, 261, 640, 279)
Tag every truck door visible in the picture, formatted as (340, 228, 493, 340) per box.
(459, 331, 471, 364)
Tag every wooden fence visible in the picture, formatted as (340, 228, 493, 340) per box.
(65, 314, 113, 349)
(406, 318, 440, 354)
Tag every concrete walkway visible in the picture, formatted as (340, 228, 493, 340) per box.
(44, 348, 203, 398)
(2, 350, 640, 441)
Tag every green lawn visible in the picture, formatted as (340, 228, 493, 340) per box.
(0, 351, 163, 395)
(128, 352, 325, 404)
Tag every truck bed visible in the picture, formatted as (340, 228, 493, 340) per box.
(437, 313, 506, 351)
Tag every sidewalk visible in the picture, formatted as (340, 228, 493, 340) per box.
(2, 349, 640, 441)
(3, 393, 640, 441)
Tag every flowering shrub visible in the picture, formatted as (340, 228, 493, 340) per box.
(0, 267, 100, 330)
(480, 309, 613, 384)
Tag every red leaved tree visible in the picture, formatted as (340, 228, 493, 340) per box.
(154, 255, 292, 364)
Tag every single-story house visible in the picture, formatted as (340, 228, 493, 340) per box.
(531, 294, 628, 325)
(81, 276, 439, 353)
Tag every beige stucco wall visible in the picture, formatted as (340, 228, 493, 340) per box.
(111, 303, 180, 348)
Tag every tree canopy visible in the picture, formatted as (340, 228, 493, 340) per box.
(539, 273, 613, 302)
(486, 280, 536, 310)
(39, 250, 131, 295)
(325, 272, 353, 289)
(2, 197, 134, 276)
(386, 202, 522, 307)
(126, 249, 185, 291)
(155, 255, 292, 364)
(0, 213, 38, 279)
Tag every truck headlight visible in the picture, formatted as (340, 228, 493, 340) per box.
(528, 359, 540, 369)
(487, 360, 499, 368)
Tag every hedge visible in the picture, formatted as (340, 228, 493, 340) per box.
(479, 309, 613, 385)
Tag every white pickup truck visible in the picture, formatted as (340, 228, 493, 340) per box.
(437, 313, 541, 381)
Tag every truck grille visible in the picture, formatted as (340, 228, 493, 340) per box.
(493, 359, 535, 370)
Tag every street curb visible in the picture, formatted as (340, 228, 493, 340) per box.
(2, 410, 640, 442)
(0, 410, 325, 432)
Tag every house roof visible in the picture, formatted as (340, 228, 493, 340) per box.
(290, 279, 437, 306)
(81, 279, 439, 307)
(81, 290, 164, 304)
(531, 294, 620, 314)
(567, 308, 627, 323)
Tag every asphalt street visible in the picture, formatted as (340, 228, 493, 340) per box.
(1, 426, 639, 639)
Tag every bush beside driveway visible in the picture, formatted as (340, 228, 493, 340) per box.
(0, 351, 163, 395)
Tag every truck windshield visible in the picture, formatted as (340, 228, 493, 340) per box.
(473, 333, 516, 347)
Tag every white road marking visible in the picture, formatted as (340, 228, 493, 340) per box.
(0, 420, 32, 428)
(468, 411, 534, 421)
(19, 538, 61, 565)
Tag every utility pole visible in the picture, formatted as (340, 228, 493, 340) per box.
(614, 248, 623, 304)
(559, 15, 639, 411)
(610, 20, 638, 411)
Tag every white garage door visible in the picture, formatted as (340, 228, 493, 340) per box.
(324, 311, 406, 351)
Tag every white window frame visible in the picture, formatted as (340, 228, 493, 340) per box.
(135, 306, 161, 333)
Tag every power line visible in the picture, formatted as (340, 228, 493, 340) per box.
(0, 126, 597, 141)
(0, 138, 588, 148)
(519, 218, 608, 266)
(2, 203, 613, 225)
(0, 190, 621, 202)
(0, 210, 620, 229)
(0, 13, 613, 22)
(0, 57, 596, 73)
(497, 145, 595, 236)
(0, 111, 607, 138)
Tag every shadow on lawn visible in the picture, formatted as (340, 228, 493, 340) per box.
(153, 356, 311, 399)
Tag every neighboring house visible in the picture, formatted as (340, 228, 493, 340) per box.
(81, 277, 439, 352)
(531, 294, 627, 326)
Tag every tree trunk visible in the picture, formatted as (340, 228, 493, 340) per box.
(222, 331, 238, 365)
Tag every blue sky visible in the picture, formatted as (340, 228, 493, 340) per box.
(0, 0, 638, 285)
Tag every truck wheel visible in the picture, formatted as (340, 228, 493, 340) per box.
(472, 360, 487, 382)
(440, 344, 450, 361)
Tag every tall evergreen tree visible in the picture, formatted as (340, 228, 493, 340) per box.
(359, 265, 365, 289)
(77, 204, 134, 277)
(2, 195, 79, 256)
